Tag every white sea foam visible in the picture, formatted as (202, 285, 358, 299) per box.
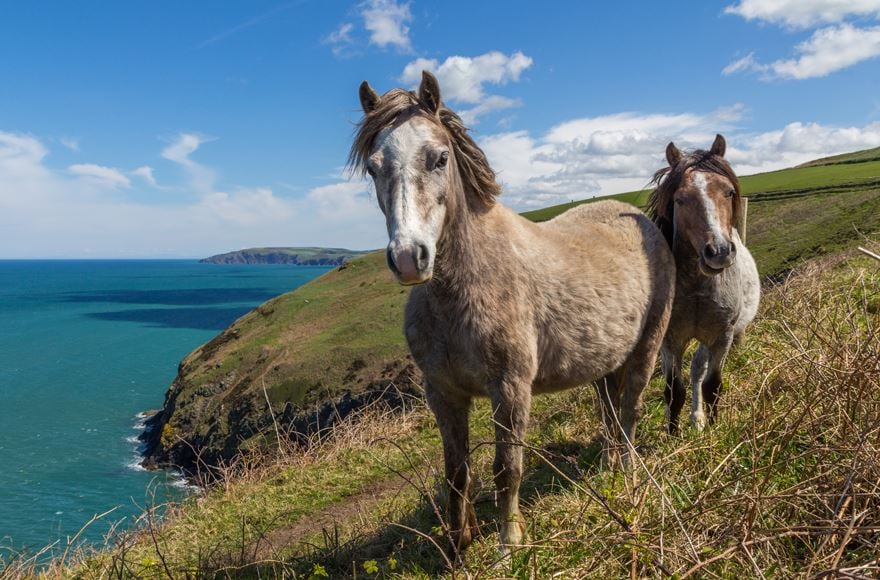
(126, 458, 147, 472)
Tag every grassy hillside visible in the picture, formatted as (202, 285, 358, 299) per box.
(30, 252, 880, 578)
(142, 149, 880, 479)
(798, 146, 880, 167)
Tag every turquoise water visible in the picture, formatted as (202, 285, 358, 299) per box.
(0, 261, 329, 554)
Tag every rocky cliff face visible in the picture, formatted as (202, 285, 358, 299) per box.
(140, 252, 417, 477)
(200, 247, 369, 266)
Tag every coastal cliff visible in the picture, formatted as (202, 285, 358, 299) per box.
(141, 251, 418, 475)
(200, 247, 370, 266)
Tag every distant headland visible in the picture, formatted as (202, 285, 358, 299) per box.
(200, 247, 371, 266)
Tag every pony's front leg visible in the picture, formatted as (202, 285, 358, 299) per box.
(425, 384, 476, 557)
(489, 377, 531, 554)
(689, 344, 709, 430)
(690, 335, 733, 429)
(701, 335, 733, 425)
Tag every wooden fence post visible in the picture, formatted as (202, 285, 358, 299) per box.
(738, 197, 749, 245)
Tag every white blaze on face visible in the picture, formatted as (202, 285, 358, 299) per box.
(692, 172, 726, 243)
(374, 120, 445, 251)
(370, 117, 448, 284)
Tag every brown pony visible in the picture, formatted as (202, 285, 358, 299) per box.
(648, 135, 760, 433)
(350, 72, 675, 556)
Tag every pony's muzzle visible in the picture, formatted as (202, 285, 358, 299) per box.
(387, 241, 432, 285)
(701, 240, 736, 273)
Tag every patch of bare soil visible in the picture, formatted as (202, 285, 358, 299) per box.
(253, 475, 414, 558)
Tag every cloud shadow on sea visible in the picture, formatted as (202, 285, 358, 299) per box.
(85, 306, 254, 331)
(61, 288, 278, 306)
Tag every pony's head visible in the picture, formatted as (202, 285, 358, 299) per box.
(349, 71, 500, 285)
(648, 134, 741, 276)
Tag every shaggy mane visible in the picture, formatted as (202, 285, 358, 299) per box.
(647, 149, 741, 247)
(348, 88, 501, 208)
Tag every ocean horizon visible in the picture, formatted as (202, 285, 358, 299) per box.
(0, 260, 329, 554)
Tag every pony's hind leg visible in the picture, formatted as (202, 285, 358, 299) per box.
(662, 341, 687, 434)
(489, 377, 531, 554)
(616, 283, 673, 464)
(424, 384, 477, 557)
(596, 372, 623, 467)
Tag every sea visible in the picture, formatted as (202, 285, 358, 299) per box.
(0, 260, 330, 555)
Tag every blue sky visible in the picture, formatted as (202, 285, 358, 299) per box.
(1, 0, 879, 258)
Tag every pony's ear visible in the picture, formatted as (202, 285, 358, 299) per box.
(666, 142, 682, 167)
(359, 81, 380, 114)
(710, 133, 726, 157)
(418, 70, 442, 115)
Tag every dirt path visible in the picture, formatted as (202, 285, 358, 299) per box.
(252, 472, 419, 558)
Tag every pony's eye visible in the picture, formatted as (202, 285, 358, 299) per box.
(435, 151, 449, 169)
(726, 189, 735, 198)
(366, 165, 377, 178)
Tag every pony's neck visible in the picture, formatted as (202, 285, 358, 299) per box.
(429, 178, 493, 297)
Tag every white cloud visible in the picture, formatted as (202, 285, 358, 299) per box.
(68, 163, 132, 189)
(725, 24, 880, 79)
(400, 51, 533, 123)
(131, 165, 157, 186)
(0, 131, 386, 258)
(725, 1, 880, 79)
(727, 121, 880, 173)
(401, 51, 533, 103)
(161, 133, 207, 167)
(457, 96, 521, 126)
(161, 133, 215, 193)
(725, 0, 880, 29)
(59, 136, 80, 152)
(360, 0, 412, 51)
(723, 52, 760, 75)
(324, 22, 356, 57)
(480, 106, 745, 208)
(476, 107, 880, 209)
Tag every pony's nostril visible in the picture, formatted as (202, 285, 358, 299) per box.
(386, 248, 401, 276)
(704, 243, 718, 259)
(416, 244, 430, 270)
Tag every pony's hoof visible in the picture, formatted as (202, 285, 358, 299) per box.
(691, 412, 707, 432)
(498, 516, 528, 553)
